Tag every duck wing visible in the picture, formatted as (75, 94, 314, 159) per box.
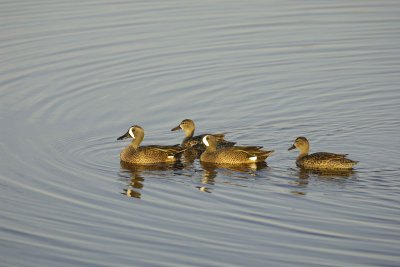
(305, 152, 358, 168)
(233, 145, 263, 151)
(232, 146, 273, 157)
(181, 135, 205, 149)
(145, 145, 185, 155)
(191, 135, 206, 145)
(311, 152, 349, 160)
(226, 147, 273, 162)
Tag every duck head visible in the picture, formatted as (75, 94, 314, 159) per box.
(117, 125, 145, 148)
(288, 136, 310, 154)
(171, 119, 195, 137)
(202, 135, 217, 151)
(117, 125, 143, 140)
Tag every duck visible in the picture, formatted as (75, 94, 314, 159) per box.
(200, 135, 274, 164)
(288, 136, 358, 170)
(117, 125, 185, 164)
(171, 119, 235, 150)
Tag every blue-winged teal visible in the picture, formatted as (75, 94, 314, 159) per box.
(288, 137, 358, 170)
(200, 135, 274, 164)
(171, 119, 235, 150)
(117, 125, 185, 164)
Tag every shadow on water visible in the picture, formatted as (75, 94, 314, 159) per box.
(119, 161, 184, 199)
(288, 167, 357, 196)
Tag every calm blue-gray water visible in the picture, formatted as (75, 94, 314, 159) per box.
(1, 1, 400, 266)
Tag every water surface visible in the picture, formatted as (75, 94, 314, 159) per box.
(1, 1, 400, 266)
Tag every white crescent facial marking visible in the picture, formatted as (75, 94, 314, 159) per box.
(129, 127, 135, 139)
(202, 135, 209, 147)
(249, 156, 257, 161)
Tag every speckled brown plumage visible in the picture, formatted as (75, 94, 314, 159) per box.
(117, 125, 184, 164)
(200, 135, 274, 164)
(288, 136, 358, 170)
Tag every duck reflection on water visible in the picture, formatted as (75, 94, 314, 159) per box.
(123, 174, 144, 199)
(289, 167, 357, 196)
(296, 167, 356, 179)
(120, 161, 184, 199)
(202, 161, 268, 173)
(198, 162, 268, 193)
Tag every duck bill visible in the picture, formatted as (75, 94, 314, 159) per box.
(288, 144, 296, 151)
(117, 131, 130, 140)
(171, 125, 181, 131)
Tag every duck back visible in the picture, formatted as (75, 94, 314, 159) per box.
(297, 152, 358, 170)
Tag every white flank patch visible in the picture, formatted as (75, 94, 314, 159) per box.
(202, 135, 209, 147)
(167, 155, 174, 159)
(249, 156, 257, 161)
(129, 127, 135, 139)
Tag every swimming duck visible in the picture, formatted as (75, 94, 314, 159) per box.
(171, 119, 235, 150)
(200, 135, 274, 164)
(117, 125, 185, 164)
(288, 137, 358, 170)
